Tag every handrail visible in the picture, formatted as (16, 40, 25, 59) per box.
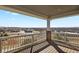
(0, 32, 46, 53)
(52, 32, 79, 47)
(53, 40, 79, 51)
(6, 39, 46, 53)
(0, 33, 40, 40)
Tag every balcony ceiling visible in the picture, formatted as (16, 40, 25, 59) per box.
(0, 5, 79, 20)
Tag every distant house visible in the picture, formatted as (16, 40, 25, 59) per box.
(18, 30, 26, 34)
(25, 28, 34, 33)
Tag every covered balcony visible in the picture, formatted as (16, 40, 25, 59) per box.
(0, 5, 79, 53)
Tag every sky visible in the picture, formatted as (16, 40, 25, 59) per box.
(0, 9, 79, 28)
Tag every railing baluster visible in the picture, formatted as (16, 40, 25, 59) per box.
(0, 38, 2, 53)
(13, 37, 16, 50)
(19, 37, 21, 47)
(20, 37, 22, 46)
(1, 40, 3, 52)
(14, 37, 16, 49)
(32, 35, 34, 43)
(2, 39, 5, 52)
(0, 32, 46, 53)
(22, 37, 23, 46)
(17, 37, 20, 48)
(17, 39, 19, 47)
(8, 38, 10, 51)
(6, 39, 8, 52)
(10, 38, 12, 51)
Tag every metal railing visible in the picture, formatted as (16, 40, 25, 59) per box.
(0, 32, 46, 53)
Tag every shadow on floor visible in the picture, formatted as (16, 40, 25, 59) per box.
(15, 40, 79, 53)
(48, 41, 66, 53)
(53, 40, 79, 51)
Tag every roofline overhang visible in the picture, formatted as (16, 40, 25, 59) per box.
(49, 9, 79, 20)
(0, 5, 79, 20)
(0, 5, 48, 20)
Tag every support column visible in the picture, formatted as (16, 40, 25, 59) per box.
(46, 20, 51, 42)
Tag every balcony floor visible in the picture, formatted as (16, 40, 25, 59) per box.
(39, 45, 58, 53)
(18, 40, 79, 53)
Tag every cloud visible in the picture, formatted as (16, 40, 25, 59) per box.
(5, 11, 19, 15)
